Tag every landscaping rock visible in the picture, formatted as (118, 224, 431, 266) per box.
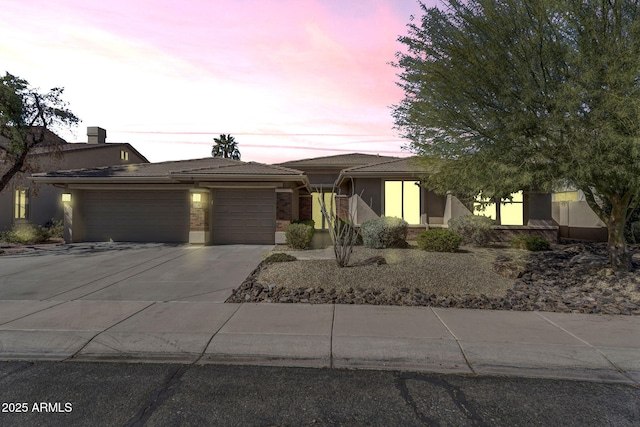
(493, 260, 527, 279)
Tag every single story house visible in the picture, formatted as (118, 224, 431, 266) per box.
(31, 157, 311, 245)
(31, 151, 608, 244)
(0, 127, 148, 231)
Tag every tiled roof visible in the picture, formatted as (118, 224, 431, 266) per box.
(341, 157, 433, 174)
(176, 162, 305, 176)
(0, 127, 67, 148)
(276, 153, 400, 168)
(35, 157, 241, 178)
(33, 157, 307, 180)
(1, 135, 150, 163)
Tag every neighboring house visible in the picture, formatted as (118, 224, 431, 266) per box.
(0, 127, 148, 231)
(31, 151, 606, 245)
(31, 158, 311, 245)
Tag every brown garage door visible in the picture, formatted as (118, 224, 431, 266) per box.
(82, 190, 189, 243)
(213, 189, 275, 244)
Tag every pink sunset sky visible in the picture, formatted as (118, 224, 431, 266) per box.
(1, 0, 438, 163)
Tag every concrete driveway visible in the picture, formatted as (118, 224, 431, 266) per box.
(0, 243, 270, 302)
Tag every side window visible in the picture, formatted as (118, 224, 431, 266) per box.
(120, 150, 129, 161)
(14, 189, 29, 219)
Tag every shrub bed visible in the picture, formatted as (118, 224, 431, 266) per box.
(0, 220, 63, 244)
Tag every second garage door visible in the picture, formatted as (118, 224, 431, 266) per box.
(82, 190, 190, 243)
(213, 189, 275, 244)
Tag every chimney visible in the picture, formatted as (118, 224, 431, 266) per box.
(87, 126, 107, 144)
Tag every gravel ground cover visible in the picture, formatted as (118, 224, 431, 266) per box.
(258, 246, 515, 296)
(227, 242, 640, 315)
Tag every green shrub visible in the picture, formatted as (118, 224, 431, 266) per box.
(264, 253, 297, 263)
(285, 223, 314, 249)
(360, 216, 408, 249)
(448, 214, 496, 246)
(510, 235, 551, 251)
(292, 219, 315, 230)
(0, 222, 54, 244)
(416, 229, 462, 252)
(44, 219, 64, 239)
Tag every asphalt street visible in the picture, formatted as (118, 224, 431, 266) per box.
(0, 361, 638, 426)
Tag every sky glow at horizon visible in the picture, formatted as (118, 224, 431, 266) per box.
(1, 0, 438, 163)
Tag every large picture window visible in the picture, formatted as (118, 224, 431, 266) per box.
(384, 181, 420, 224)
(311, 191, 335, 229)
(474, 191, 523, 225)
(14, 189, 29, 219)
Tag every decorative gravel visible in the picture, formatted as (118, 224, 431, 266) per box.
(227, 243, 640, 315)
(257, 246, 515, 297)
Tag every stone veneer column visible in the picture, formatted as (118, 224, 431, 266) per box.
(276, 189, 293, 244)
(189, 189, 210, 244)
(335, 194, 349, 221)
(299, 195, 312, 221)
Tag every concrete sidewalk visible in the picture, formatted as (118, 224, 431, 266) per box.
(0, 301, 637, 384)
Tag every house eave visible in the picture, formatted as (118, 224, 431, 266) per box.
(29, 176, 176, 185)
(337, 171, 425, 186)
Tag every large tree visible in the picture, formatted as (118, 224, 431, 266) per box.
(211, 134, 241, 160)
(393, 0, 640, 270)
(0, 72, 79, 193)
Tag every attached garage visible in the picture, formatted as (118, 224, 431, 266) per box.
(82, 190, 190, 243)
(212, 189, 276, 244)
(31, 157, 309, 245)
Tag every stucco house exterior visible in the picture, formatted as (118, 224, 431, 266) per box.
(0, 127, 148, 232)
(31, 157, 311, 245)
(279, 154, 559, 242)
(30, 151, 609, 245)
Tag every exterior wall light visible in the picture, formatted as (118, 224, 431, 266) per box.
(192, 193, 202, 202)
(61, 193, 72, 202)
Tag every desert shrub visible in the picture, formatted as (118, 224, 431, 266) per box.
(0, 222, 53, 244)
(285, 223, 314, 249)
(510, 235, 551, 251)
(44, 219, 64, 239)
(292, 219, 315, 230)
(264, 253, 297, 263)
(416, 229, 462, 252)
(448, 214, 496, 246)
(360, 216, 408, 249)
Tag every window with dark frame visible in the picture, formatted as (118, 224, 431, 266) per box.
(14, 189, 29, 220)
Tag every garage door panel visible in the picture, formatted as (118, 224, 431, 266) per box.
(213, 189, 275, 245)
(82, 190, 189, 243)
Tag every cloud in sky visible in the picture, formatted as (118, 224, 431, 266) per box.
(0, 0, 435, 163)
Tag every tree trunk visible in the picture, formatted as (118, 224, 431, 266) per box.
(494, 197, 502, 225)
(608, 200, 632, 271)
